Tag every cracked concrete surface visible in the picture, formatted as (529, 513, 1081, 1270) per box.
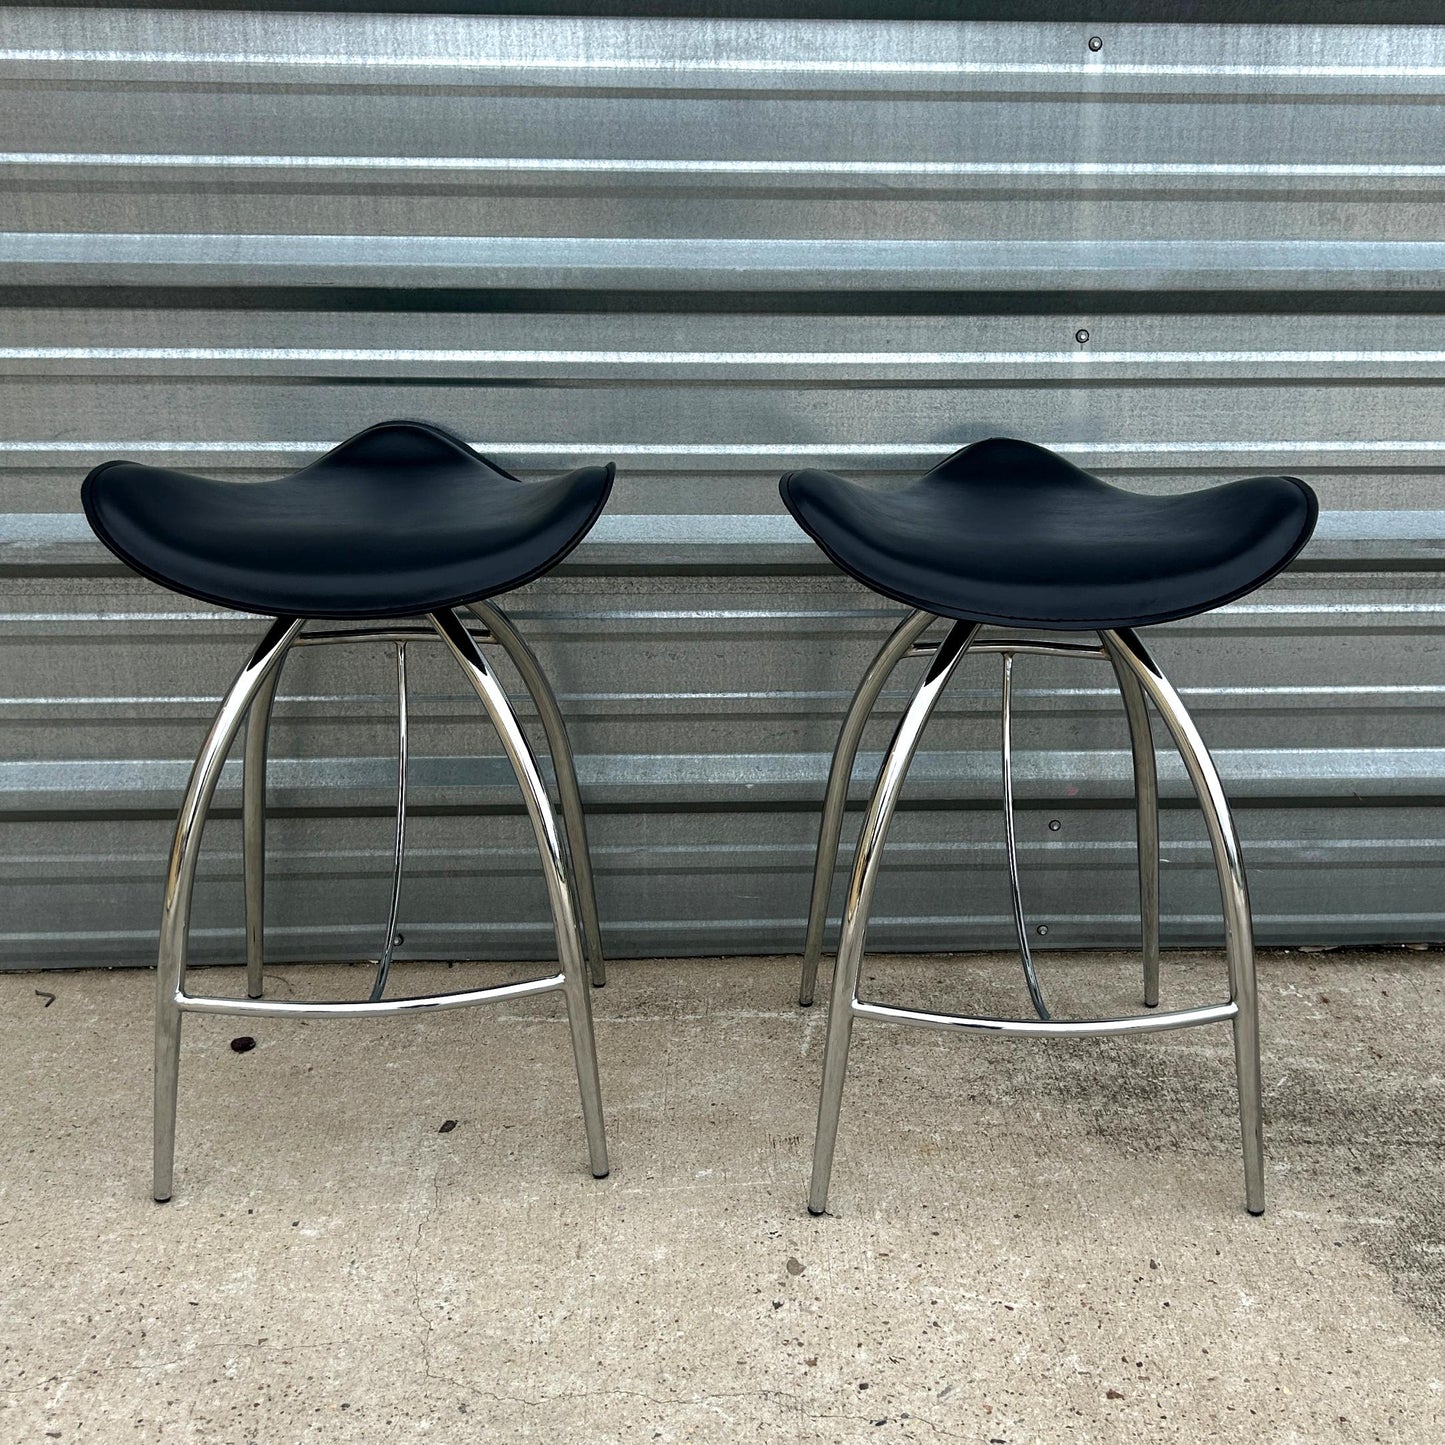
(1, 950, 1441, 1443)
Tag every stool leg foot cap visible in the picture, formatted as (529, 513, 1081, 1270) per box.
(153, 1194, 171, 1205)
(807, 1205, 827, 1217)
(1247, 1205, 1265, 1217)
(592, 1168, 610, 1180)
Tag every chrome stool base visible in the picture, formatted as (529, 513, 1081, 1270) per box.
(802, 613, 1264, 1217)
(154, 605, 608, 1202)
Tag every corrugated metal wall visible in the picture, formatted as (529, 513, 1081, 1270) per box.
(2, 6, 1442, 968)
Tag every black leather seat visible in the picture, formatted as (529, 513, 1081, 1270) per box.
(780, 437, 1317, 630)
(82, 420, 615, 619)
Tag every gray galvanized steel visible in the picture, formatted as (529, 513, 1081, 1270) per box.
(0, 6, 1441, 967)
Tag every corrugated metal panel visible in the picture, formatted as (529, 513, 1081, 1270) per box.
(1, 7, 1441, 967)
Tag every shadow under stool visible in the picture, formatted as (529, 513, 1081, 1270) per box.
(82, 419, 614, 1200)
(780, 436, 1319, 1217)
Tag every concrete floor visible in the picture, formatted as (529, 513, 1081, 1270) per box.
(0, 950, 1441, 1444)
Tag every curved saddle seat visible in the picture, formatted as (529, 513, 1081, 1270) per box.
(82, 420, 615, 619)
(780, 437, 1317, 630)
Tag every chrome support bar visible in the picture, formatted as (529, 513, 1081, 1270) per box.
(1105, 628, 1264, 1215)
(1000, 652, 1051, 1021)
(243, 629, 422, 1005)
(851, 998, 1237, 1038)
(910, 637, 1108, 661)
(156, 615, 304, 1202)
(799, 608, 937, 1006)
(177, 970, 565, 1019)
(368, 642, 409, 1003)
(430, 607, 609, 1178)
(367, 644, 413, 1005)
(293, 624, 493, 648)
(242, 636, 293, 999)
(1105, 636, 1162, 1008)
(468, 599, 606, 989)
(808, 619, 981, 1214)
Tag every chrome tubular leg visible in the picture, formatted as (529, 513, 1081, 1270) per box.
(242, 640, 293, 999)
(156, 616, 305, 1202)
(809, 619, 981, 1215)
(800, 609, 937, 1007)
(1105, 637, 1161, 1008)
(469, 599, 606, 989)
(369, 642, 409, 1003)
(430, 608, 608, 1178)
(999, 653, 1057, 1017)
(1000, 653, 1050, 1021)
(1104, 629, 1265, 1215)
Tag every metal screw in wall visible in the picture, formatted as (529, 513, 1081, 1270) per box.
(1075, 329, 1090, 346)
(1048, 819, 1062, 832)
(1088, 36, 1103, 52)
(1037, 924, 1050, 937)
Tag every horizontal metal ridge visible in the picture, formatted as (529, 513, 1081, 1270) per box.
(4, 13, 1445, 97)
(9, 442, 1445, 472)
(6, 152, 1443, 196)
(9, 235, 1445, 291)
(12, 344, 1445, 381)
(4, 747, 1443, 810)
(7, 683, 1445, 724)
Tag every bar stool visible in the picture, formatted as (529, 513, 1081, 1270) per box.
(82, 420, 614, 1200)
(781, 437, 1318, 1216)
